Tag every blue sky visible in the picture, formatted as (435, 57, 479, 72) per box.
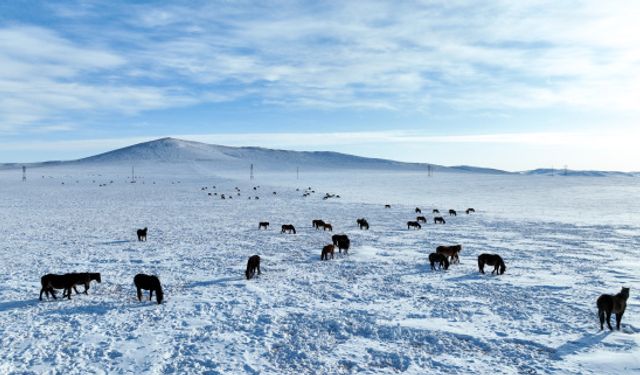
(1, 1, 639, 171)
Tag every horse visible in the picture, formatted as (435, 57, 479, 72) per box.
(312, 219, 326, 229)
(245, 255, 261, 280)
(466, 208, 475, 214)
(434, 216, 446, 224)
(436, 245, 462, 264)
(449, 209, 457, 216)
(258, 222, 269, 230)
(356, 218, 369, 230)
(384, 204, 391, 208)
(134, 274, 164, 304)
(137, 227, 148, 241)
(332, 234, 350, 254)
(428, 253, 450, 271)
(321, 244, 335, 260)
(322, 223, 333, 231)
(281, 224, 296, 234)
(39, 273, 76, 300)
(477, 254, 506, 275)
(597, 287, 630, 330)
(416, 216, 427, 223)
(433, 209, 440, 214)
(415, 207, 422, 213)
(66, 272, 102, 296)
(407, 221, 422, 230)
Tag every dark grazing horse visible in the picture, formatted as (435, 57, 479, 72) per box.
(258, 222, 269, 230)
(312, 219, 326, 229)
(332, 234, 350, 254)
(416, 216, 427, 223)
(40, 274, 76, 300)
(321, 244, 335, 260)
(478, 254, 506, 275)
(428, 253, 450, 270)
(415, 207, 422, 213)
(322, 223, 333, 231)
(281, 224, 296, 234)
(384, 204, 391, 208)
(134, 274, 164, 304)
(407, 221, 422, 230)
(434, 216, 446, 224)
(466, 208, 476, 214)
(137, 227, 148, 241)
(597, 287, 630, 330)
(356, 218, 369, 230)
(436, 245, 462, 264)
(449, 209, 457, 216)
(67, 272, 102, 296)
(245, 255, 261, 280)
(433, 209, 440, 214)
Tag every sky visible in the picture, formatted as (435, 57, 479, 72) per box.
(1, 0, 639, 171)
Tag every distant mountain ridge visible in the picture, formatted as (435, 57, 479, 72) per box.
(0, 137, 636, 176)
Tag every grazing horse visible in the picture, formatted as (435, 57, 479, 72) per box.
(449, 209, 457, 216)
(134, 274, 164, 304)
(384, 204, 391, 208)
(258, 222, 269, 230)
(407, 221, 422, 230)
(436, 245, 462, 264)
(322, 223, 333, 231)
(415, 207, 422, 213)
(321, 244, 335, 260)
(281, 224, 296, 234)
(416, 216, 427, 223)
(332, 234, 351, 254)
(67, 272, 102, 296)
(478, 254, 506, 275)
(466, 208, 476, 214)
(137, 227, 148, 241)
(597, 287, 630, 330)
(245, 255, 261, 280)
(40, 274, 76, 300)
(312, 219, 326, 230)
(428, 253, 450, 271)
(434, 216, 446, 224)
(433, 209, 440, 214)
(356, 218, 369, 230)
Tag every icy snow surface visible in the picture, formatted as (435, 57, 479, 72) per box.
(0, 163, 639, 374)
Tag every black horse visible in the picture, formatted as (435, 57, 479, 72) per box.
(40, 274, 75, 300)
(312, 219, 325, 229)
(356, 218, 369, 230)
(428, 253, 450, 271)
(137, 227, 148, 241)
(416, 216, 427, 223)
(332, 234, 350, 254)
(466, 208, 476, 214)
(281, 224, 296, 234)
(134, 274, 164, 304)
(449, 209, 457, 216)
(434, 216, 446, 224)
(415, 207, 422, 213)
(245, 255, 261, 280)
(67, 272, 102, 296)
(433, 209, 440, 214)
(258, 222, 269, 230)
(407, 221, 422, 230)
(478, 254, 506, 275)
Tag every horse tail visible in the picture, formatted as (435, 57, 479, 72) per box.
(155, 280, 164, 304)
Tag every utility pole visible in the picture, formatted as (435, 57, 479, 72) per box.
(22, 166, 26, 182)
(250, 164, 254, 180)
(427, 164, 432, 177)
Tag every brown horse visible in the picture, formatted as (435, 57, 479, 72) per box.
(322, 223, 333, 231)
(356, 218, 369, 230)
(245, 255, 261, 280)
(332, 234, 350, 254)
(137, 227, 147, 241)
(258, 222, 269, 230)
(434, 216, 446, 224)
(312, 219, 325, 229)
(415, 207, 422, 213)
(281, 224, 296, 234)
(428, 253, 450, 270)
(449, 209, 457, 216)
(436, 245, 462, 264)
(416, 216, 427, 223)
(466, 208, 475, 214)
(597, 287, 630, 330)
(321, 244, 335, 260)
(134, 274, 164, 304)
(478, 253, 506, 275)
(407, 221, 422, 230)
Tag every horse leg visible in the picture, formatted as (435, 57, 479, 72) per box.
(149, 289, 154, 301)
(84, 282, 90, 295)
(605, 311, 613, 330)
(73, 285, 81, 295)
(39, 288, 46, 301)
(478, 260, 484, 274)
(616, 312, 624, 330)
(598, 309, 605, 330)
(257, 264, 261, 275)
(137, 287, 142, 302)
(50, 288, 57, 300)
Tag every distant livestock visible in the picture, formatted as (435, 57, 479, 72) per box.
(137, 227, 148, 241)
(356, 218, 369, 230)
(433, 209, 440, 214)
(478, 254, 506, 275)
(597, 287, 630, 331)
(332, 234, 350, 254)
(385, 204, 391, 209)
(245, 255, 261, 280)
(449, 209, 457, 216)
(407, 221, 422, 230)
(322, 223, 333, 231)
(434, 217, 446, 224)
(416, 216, 427, 223)
(259, 222, 270, 230)
(415, 207, 422, 213)
(428, 253, 450, 271)
(312, 219, 326, 230)
(436, 245, 462, 264)
(281, 224, 296, 234)
(321, 244, 335, 260)
(134, 274, 164, 304)
(466, 208, 476, 214)
(39, 274, 74, 300)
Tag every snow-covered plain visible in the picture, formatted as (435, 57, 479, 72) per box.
(0, 162, 639, 374)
